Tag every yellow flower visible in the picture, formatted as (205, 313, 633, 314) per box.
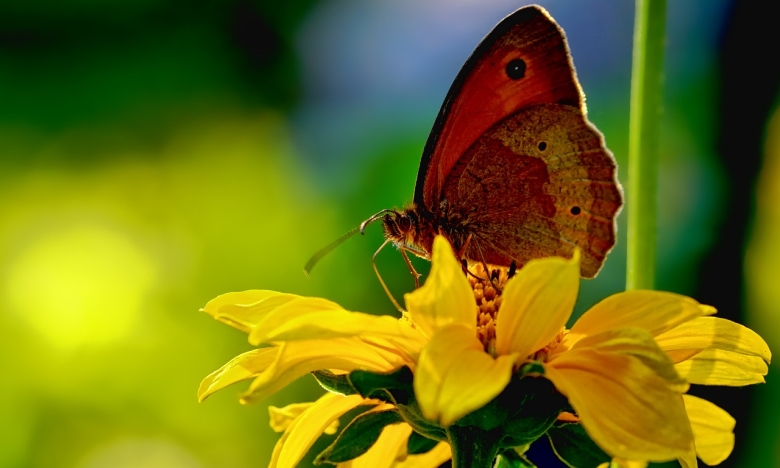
(198, 236, 770, 467)
(409, 238, 688, 463)
(561, 269, 769, 467)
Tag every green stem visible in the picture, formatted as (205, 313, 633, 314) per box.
(447, 425, 502, 468)
(627, 0, 666, 290)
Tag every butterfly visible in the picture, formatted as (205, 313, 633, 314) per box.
(306, 5, 623, 293)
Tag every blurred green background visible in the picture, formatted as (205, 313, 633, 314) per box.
(1, 0, 777, 466)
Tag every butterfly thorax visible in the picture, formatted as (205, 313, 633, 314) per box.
(382, 203, 472, 260)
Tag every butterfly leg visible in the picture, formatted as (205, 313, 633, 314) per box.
(400, 247, 422, 289)
(471, 239, 504, 292)
(458, 239, 497, 287)
(462, 259, 491, 284)
(372, 239, 405, 313)
(455, 233, 473, 260)
(461, 256, 505, 295)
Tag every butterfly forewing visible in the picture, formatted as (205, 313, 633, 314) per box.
(415, 6, 583, 209)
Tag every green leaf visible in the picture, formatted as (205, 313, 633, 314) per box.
(455, 374, 564, 443)
(407, 431, 439, 455)
(311, 370, 357, 395)
(501, 377, 566, 447)
(447, 425, 503, 468)
(547, 423, 610, 468)
(349, 366, 414, 404)
(314, 409, 403, 465)
(495, 449, 536, 468)
(395, 397, 447, 442)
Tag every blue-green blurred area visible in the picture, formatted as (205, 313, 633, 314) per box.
(1, 0, 778, 466)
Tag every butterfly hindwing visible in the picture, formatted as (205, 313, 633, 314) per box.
(440, 104, 622, 277)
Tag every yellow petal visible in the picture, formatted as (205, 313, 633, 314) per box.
(253, 307, 426, 359)
(269, 393, 368, 468)
(404, 236, 476, 338)
(338, 423, 413, 468)
(545, 346, 694, 462)
(198, 347, 278, 402)
(242, 338, 411, 403)
(495, 251, 580, 360)
(656, 317, 770, 386)
(201, 291, 303, 333)
(569, 291, 712, 345)
(393, 442, 451, 468)
(245, 296, 349, 345)
(674, 348, 768, 386)
(414, 324, 515, 427)
(655, 317, 771, 362)
(677, 451, 698, 468)
(663, 349, 702, 364)
(269, 402, 339, 435)
(565, 328, 688, 391)
(606, 460, 648, 468)
(625, 462, 649, 468)
(683, 394, 735, 465)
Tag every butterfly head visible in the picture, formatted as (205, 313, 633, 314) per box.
(381, 206, 436, 255)
(382, 211, 411, 244)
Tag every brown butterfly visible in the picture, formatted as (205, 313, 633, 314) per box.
(306, 5, 622, 293)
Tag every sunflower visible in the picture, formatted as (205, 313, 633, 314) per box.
(199, 236, 769, 467)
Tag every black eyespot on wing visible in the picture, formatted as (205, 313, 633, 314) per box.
(570, 206, 581, 215)
(538, 141, 547, 151)
(506, 59, 526, 80)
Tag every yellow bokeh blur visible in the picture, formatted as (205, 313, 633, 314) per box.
(0, 112, 340, 467)
(5, 223, 156, 349)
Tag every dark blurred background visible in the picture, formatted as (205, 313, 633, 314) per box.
(1, 0, 778, 466)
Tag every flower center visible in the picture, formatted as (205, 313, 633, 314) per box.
(467, 261, 567, 360)
(467, 262, 510, 355)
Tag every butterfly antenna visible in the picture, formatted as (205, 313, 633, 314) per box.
(303, 226, 361, 277)
(304, 209, 397, 277)
(372, 239, 405, 313)
(359, 209, 396, 234)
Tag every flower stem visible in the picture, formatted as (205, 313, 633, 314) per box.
(446, 425, 501, 468)
(627, 0, 666, 290)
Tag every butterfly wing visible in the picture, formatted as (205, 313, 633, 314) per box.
(414, 5, 584, 209)
(441, 103, 622, 278)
